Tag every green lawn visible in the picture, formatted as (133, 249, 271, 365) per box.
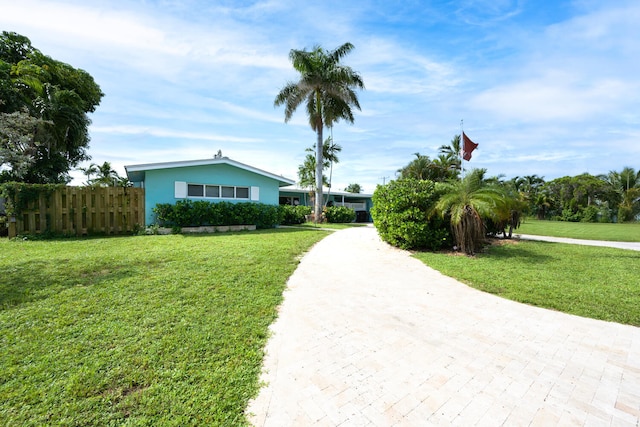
(0, 229, 329, 426)
(414, 240, 640, 326)
(518, 218, 640, 242)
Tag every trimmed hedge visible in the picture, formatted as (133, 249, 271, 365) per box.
(325, 206, 356, 223)
(371, 179, 451, 250)
(280, 205, 312, 225)
(153, 200, 282, 229)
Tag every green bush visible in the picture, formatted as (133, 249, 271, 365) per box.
(153, 200, 282, 229)
(325, 206, 356, 223)
(371, 179, 450, 250)
(580, 205, 600, 223)
(280, 205, 312, 225)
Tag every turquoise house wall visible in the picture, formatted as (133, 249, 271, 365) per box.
(143, 164, 281, 224)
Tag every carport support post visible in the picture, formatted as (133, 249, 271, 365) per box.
(8, 216, 16, 238)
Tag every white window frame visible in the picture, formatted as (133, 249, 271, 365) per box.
(177, 182, 253, 200)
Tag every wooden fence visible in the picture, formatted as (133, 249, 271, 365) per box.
(7, 186, 145, 237)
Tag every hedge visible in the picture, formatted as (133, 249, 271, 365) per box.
(371, 179, 450, 250)
(153, 200, 282, 229)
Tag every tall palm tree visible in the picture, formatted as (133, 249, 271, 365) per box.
(435, 169, 505, 255)
(275, 42, 364, 222)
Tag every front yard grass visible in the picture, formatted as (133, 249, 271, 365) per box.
(414, 240, 640, 326)
(0, 229, 329, 426)
(517, 218, 640, 242)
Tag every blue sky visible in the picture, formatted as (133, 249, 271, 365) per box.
(1, 0, 639, 192)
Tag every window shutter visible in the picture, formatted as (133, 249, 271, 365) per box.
(250, 186, 259, 201)
(175, 181, 187, 198)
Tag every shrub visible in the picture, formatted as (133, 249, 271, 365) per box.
(325, 206, 356, 223)
(371, 179, 450, 250)
(580, 205, 600, 223)
(152, 200, 282, 229)
(280, 205, 312, 225)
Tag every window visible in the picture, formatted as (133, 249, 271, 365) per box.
(187, 184, 204, 197)
(184, 183, 251, 200)
(205, 185, 219, 197)
(236, 187, 249, 199)
(221, 186, 235, 198)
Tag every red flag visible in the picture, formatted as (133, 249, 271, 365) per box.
(462, 132, 478, 161)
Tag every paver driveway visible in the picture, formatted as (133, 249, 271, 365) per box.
(247, 226, 640, 426)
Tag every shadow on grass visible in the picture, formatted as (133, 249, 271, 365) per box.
(483, 240, 556, 263)
(175, 228, 328, 238)
(0, 259, 136, 311)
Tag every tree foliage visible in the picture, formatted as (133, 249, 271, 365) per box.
(397, 135, 462, 182)
(0, 31, 103, 183)
(344, 183, 362, 193)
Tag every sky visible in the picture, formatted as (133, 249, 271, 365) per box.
(1, 0, 639, 193)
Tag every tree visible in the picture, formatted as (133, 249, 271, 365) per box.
(437, 134, 461, 178)
(344, 183, 362, 193)
(0, 109, 47, 182)
(298, 153, 327, 190)
(0, 31, 103, 183)
(435, 169, 505, 255)
(543, 173, 614, 221)
(77, 163, 98, 185)
(92, 161, 120, 187)
(397, 153, 435, 180)
(601, 167, 640, 222)
(397, 152, 454, 182)
(275, 42, 364, 222)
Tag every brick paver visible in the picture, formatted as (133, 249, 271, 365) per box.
(247, 227, 640, 426)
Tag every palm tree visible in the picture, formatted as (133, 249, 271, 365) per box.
(93, 161, 119, 187)
(275, 43, 364, 222)
(599, 167, 640, 222)
(435, 169, 505, 255)
(78, 163, 98, 185)
(437, 134, 461, 177)
(398, 153, 435, 180)
(298, 154, 327, 190)
(344, 183, 362, 193)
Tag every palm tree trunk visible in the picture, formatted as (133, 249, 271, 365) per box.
(315, 127, 324, 223)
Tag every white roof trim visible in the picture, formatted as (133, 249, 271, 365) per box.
(280, 186, 372, 198)
(125, 157, 295, 186)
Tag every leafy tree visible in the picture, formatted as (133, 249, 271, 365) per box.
(543, 173, 615, 221)
(435, 169, 506, 255)
(344, 183, 362, 193)
(275, 42, 364, 222)
(0, 109, 47, 182)
(0, 31, 103, 183)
